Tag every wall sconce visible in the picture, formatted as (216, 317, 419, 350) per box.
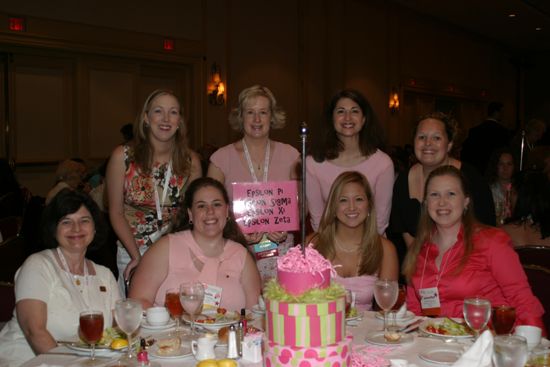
(389, 88, 400, 113)
(208, 63, 225, 105)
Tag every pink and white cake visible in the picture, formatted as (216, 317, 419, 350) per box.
(264, 245, 351, 367)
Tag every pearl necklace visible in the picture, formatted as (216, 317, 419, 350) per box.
(334, 237, 361, 253)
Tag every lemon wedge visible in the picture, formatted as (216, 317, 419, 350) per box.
(196, 360, 218, 367)
(217, 359, 237, 367)
(110, 338, 128, 350)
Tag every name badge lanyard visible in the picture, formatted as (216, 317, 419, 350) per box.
(242, 138, 270, 183)
(419, 242, 457, 291)
(57, 247, 91, 309)
(154, 161, 172, 228)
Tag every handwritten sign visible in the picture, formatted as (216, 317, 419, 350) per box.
(232, 180, 299, 234)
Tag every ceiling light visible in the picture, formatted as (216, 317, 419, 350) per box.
(508, 13, 516, 18)
(535, 27, 542, 31)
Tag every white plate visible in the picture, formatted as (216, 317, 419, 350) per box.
(184, 311, 240, 332)
(149, 343, 192, 359)
(419, 318, 473, 339)
(346, 311, 364, 322)
(375, 310, 415, 322)
(141, 319, 176, 330)
(251, 304, 266, 315)
(419, 346, 464, 365)
(365, 332, 414, 346)
(66, 342, 119, 356)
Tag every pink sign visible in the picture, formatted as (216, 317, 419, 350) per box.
(232, 180, 299, 234)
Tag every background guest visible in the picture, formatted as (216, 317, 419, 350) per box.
(486, 147, 517, 225)
(207, 85, 299, 282)
(461, 101, 511, 175)
(306, 89, 394, 235)
(309, 171, 398, 311)
(501, 170, 550, 247)
(403, 166, 544, 328)
(129, 177, 260, 311)
(106, 89, 201, 294)
(0, 189, 121, 366)
(45, 158, 88, 204)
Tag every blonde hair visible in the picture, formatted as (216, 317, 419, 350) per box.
(228, 85, 286, 131)
(314, 171, 383, 275)
(132, 89, 191, 176)
(402, 165, 478, 280)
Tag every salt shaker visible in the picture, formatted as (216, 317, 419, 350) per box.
(237, 320, 244, 356)
(227, 324, 239, 359)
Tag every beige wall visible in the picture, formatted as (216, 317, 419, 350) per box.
(0, 0, 538, 196)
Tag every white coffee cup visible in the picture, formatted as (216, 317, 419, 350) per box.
(146, 306, 170, 326)
(514, 325, 542, 350)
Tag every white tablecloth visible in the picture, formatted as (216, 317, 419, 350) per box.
(21, 311, 474, 367)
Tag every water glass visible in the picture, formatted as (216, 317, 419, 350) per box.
(493, 335, 529, 367)
(180, 282, 205, 337)
(114, 299, 143, 365)
(373, 279, 398, 334)
(463, 297, 491, 338)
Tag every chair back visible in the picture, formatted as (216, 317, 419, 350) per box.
(516, 245, 550, 332)
(0, 216, 22, 241)
(0, 236, 27, 282)
(0, 281, 15, 322)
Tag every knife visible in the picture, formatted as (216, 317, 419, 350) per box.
(399, 319, 424, 333)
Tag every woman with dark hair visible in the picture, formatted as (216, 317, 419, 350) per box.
(0, 189, 121, 366)
(486, 147, 517, 225)
(308, 171, 398, 311)
(502, 171, 550, 247)
(306, 89, 394, 234)
(389, 112, 495, 255)
(106, 89, 201, 294)
(129, 177, 261, 311)
(403, 166, 543, 328)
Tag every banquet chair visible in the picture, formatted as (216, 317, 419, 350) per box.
(0, 216, 22, 241)
(0, 281, 15, 323)
(515, 245, 550, 269)
(0, 236, 27, 282)
(516, 246, 550, 332)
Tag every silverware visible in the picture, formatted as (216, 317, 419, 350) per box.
(399, 319, 423, 333)
(44, 352, 114, 359)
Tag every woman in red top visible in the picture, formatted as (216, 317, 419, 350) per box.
(403, 165, 544, 330)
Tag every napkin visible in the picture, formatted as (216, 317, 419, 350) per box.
(390, 359, 419, 367)
(258, 295, 265, 311)
(395, 303, 407, 319)
(451, 330, 494, 367)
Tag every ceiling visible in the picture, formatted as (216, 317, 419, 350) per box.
(392, 0, 550, 53)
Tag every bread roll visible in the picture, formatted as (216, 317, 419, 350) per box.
(218, 326, 229, 344)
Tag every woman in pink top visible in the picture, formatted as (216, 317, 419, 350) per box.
(208, 85, 300, 282)
(129, 177, 261, 312)
(306, 89, 394, 234)
(308, 171, 398, 311)
(403, 166, 544, 330)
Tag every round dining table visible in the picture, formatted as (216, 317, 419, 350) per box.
(20, 311, 476, 367)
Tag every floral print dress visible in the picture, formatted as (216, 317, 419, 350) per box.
(123, 146, 189, 247)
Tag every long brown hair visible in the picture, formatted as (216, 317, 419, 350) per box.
(132, 89, 192, 176)
(403, 165, 478, 280)
(313, 171, 383, 275)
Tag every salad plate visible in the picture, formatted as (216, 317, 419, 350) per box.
(183, 310, 240, 332)
(419, 318, 473, 339)
(141, 318, 176, 330)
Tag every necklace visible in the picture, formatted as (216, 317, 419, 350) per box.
(57, 247, 89, 287)
(334, 237, 361, 253)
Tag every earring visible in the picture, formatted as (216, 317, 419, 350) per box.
(144, 122, 150, 128)
(189, 219, 193, 225)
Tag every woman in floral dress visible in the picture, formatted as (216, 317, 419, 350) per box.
(106, 89, 201, 294)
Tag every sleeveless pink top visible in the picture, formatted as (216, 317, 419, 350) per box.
(153, 230, 247, 312)
(334, 274, 377, 311)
